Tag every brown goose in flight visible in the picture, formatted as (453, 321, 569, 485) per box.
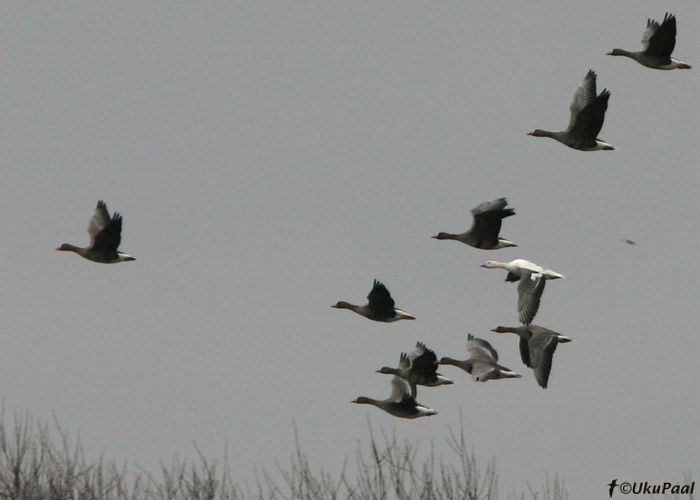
(437, 334, 521, 382)
(56, 200, 136, 263)
(528, 70, 614, 151)
(607, 13, 691, 70)
(376, 342, 453, 397)
(332, 280, 415, 322)
(432, 198, 517, 249)
(351, 376, 438, 419)
(491, 325, 571, 389)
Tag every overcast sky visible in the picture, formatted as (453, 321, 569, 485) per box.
(2, 2, 698, 497)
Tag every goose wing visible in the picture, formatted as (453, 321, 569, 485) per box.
(469, 198, 515, 244)
(88, 201, 112, 243)
(568, 71, 609, 141)
(408, 342, 438, 376)
(367, 280, 396, 319)
(466, 334, 498, 362)
(89, 201, 122, 253)
(529, 334, 560, 389)
(389, 376, 413, 403)
(519, 336, 532, 367)
(398, 352, 411, 370)
(518, 271, 546, 325)
(643, 13, 676, 59)
(567, 70, 597, 130)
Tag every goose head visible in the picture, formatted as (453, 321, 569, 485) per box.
(431, 232, 454, 240)
(331, 301, 352, 310)
(527, 129, 555, 138)
(351, 397, 374, 405)
(480, 261, 504, 269)
(490, 326, 512, 334)
(376, 367, 398, 375)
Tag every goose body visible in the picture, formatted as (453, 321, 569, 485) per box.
(376, 342, 454, 397)
(480, 259, 565, 282)
(352, 376, 438, 419)
(492, 325, 571, 389)
(432, 198, 517, 250)
(437, 334, 521, 382)
(56, 200, 136, 264)
(332, 280, 415, 322)
(528, 70, 614, 151)
(607, 13, 691, 70)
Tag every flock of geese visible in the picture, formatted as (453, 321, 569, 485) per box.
(333, 196, 571, 419)
(55, 13, 691, 420)
(333, 12, 691, 419)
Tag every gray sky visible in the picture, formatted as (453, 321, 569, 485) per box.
(2, 2, 698, 497)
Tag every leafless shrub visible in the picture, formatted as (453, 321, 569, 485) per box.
(5, 404, 663, 500)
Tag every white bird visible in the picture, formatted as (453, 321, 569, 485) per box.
(56, 200, 136, 263)
(351, 376, 438, 419)
(432, 198, 517, 249)
(332, 280, 415, 322)
(436, 334, 521, 382)
(607, 13, 691, 70)
(480, 259, 565, 282)
(528, 70, 614, 151)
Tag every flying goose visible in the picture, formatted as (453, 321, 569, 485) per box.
(376, 342, 454, 397)
(332, 280, 415, 322)
(432, 198, 517, 249)
(436, 334, 521, 382)
(56, 200, 136, 263)
(491, 325, 571, 389)
(351, 376, 438, 419)
(528, 70, 615, 151)
(480, 259, 565, 282)
(607, 13, 691, 70)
